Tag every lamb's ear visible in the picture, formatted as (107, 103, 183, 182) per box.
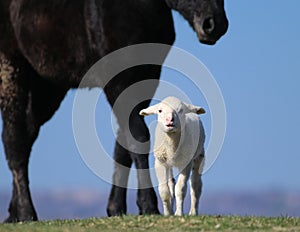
(185, 103, 206, 115)
(139, 104, 159, 116)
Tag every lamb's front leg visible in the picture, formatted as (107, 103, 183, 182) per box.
(155, 160, 173, 215)
(175, 163, 192, 216)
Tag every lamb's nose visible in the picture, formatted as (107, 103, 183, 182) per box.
(166, 115, 174, 124)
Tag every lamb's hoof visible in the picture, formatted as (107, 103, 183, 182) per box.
(189, 210, 198, 216)
(174, 211, 183, 216)
(163, 211, 173, 216)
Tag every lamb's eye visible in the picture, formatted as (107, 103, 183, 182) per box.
(158, 109, 162, 113)
(178, 108, 183, 113)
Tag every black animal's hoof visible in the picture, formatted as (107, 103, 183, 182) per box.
(138, 205, 160, 215)
(137, 188, 160, 215)
(4, 216, 18, 223)
(107, 203, 126, 217)
(4, 214, 38, 223)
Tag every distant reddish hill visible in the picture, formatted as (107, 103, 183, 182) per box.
(1, 190, 299, 221)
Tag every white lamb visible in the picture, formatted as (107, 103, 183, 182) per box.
(139, 96, 205, 216)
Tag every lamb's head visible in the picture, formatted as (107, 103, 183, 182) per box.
(139, 97, 205, 133)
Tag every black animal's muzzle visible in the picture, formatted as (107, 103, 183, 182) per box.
(194, 13, 229, 45)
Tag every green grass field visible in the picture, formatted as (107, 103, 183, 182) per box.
(0, 215, 299, 232)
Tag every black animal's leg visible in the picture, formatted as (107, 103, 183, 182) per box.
(107, 139, 133, 216)
(0, 54, 67, 222)
(107, 111, 159, 216)
(129, 103, 159, 215)
(107, 105, 159, 216)
(0, 55, 37, 222)
(105, 66, 161, 216)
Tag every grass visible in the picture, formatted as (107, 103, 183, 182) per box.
(0, 215, 299, 232)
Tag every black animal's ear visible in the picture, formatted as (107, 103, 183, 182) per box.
(185, 103, 206, 115)
(139, 104, 159, 116)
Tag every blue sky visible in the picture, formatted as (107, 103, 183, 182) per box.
(0, 0, 300, 194)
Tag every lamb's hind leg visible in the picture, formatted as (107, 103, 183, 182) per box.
(168, 168, 175, 214)
(189, 154, 204, 216)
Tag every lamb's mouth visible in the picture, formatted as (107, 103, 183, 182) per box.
(165, 124, 176, 130)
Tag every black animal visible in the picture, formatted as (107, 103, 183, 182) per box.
(0, 0, 228, 222)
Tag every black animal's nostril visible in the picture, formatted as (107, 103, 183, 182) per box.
(203, 17, 215, 35)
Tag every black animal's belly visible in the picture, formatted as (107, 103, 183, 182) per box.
(9, 0, 102, 86)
